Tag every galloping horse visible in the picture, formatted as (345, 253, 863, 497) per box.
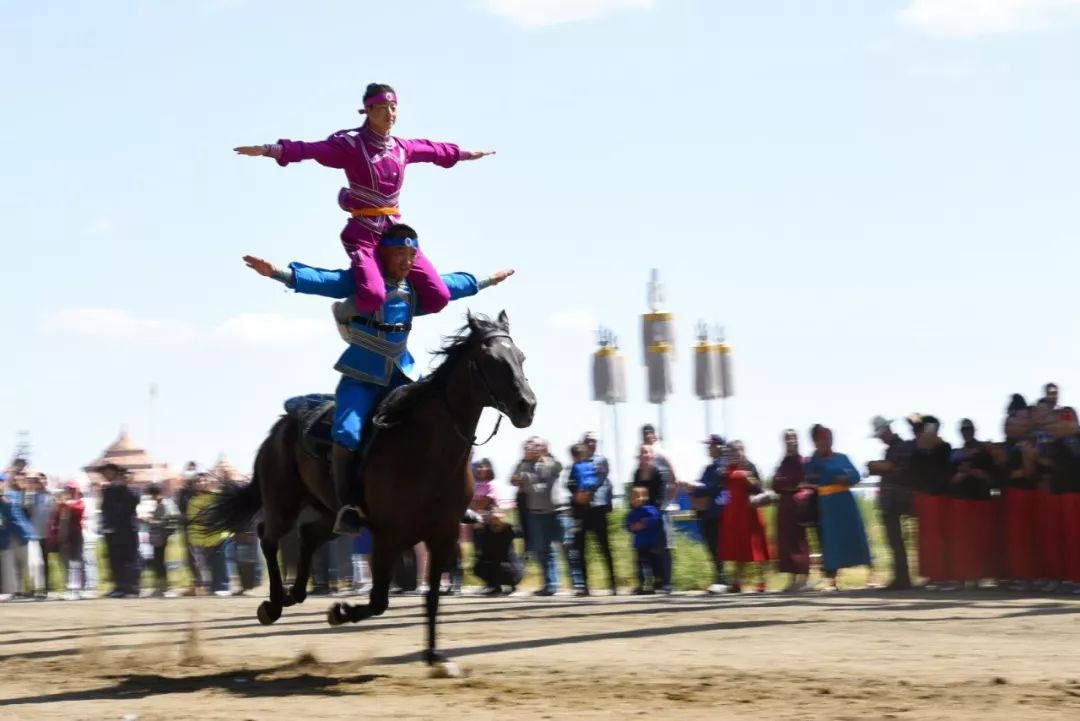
(200, 311, 535, 673)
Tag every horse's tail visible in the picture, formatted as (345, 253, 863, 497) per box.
(196, 418, 281, 533)
(197, 477, 262, 534)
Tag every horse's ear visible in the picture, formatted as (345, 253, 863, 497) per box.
(497, 310, 510, 332)
(466, 309, 479, 332)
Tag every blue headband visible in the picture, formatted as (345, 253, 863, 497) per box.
(380, 234, 419, 249)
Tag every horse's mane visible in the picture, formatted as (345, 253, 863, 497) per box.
(372, 314, 501, 429)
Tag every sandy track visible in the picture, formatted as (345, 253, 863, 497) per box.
(1, 589, 1079, 720)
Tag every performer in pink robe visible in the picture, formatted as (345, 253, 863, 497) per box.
(234, 83, 495, 314)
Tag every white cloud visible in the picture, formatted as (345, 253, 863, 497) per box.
(210, 313, 326, 345)
(44, 308, 329, 347)
(44, 308, 199, 346)
(480, 0, 653, 27)
(899, 0, 1080, 37)
(546, 309, 598, 332)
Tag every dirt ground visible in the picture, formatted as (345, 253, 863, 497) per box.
(1, 588, 1079, 721)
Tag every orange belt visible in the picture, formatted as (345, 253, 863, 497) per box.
(817, 483, 851, 497)
(350, 207, 400, 217)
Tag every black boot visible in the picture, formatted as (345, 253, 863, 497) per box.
(331, 444, 366, 536)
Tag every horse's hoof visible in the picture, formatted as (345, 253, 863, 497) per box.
(429, 660, 464, 679)
(327, 602, 349, 627)
(257, 601, 282, 626)
(288, 589, 307, 606)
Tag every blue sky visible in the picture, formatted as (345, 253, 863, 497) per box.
(3, 0, 1080, 495)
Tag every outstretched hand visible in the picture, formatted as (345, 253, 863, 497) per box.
(234, 145, 267, 157)
(243, 255, 276, 278)
(489, 268, 515, 286)
(464, 149, 496, 161)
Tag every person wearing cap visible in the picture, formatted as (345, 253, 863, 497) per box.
(866, 415, 916, 591)
(234, 83, 495, 317)
(1041, 383, 1060, 410)
(907, 414, 954, 589)
(98, 462, 141, 598)
(686, 434, 729, 593)
(772, 430, 810, 592)
(244, 223, 514, 535)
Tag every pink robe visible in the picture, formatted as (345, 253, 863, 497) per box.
(275, 124, 465, 314)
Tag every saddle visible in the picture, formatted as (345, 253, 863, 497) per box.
(283, 394, 336, 460)
(283, 378, 418, 464)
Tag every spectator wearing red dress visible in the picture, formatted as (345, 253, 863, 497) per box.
(719, 448, 770, 593)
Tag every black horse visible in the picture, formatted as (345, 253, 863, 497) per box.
(199, 311, 535, 674)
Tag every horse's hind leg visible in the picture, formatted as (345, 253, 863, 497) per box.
(257, 524, 285, 625)
(289, 515, 335, 605)
(327, 541, 393, 626)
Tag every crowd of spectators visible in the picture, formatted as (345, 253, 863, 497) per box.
(3, 382, 1078, 600)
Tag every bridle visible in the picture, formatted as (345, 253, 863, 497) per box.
(442, 331, 514, 448)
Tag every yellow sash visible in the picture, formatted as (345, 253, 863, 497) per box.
(818, 483, 850, 497)
(350, 207, 400, 217)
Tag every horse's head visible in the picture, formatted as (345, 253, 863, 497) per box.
(466, 310, 536, 428)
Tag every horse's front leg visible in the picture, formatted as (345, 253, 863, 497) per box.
(327, 541, 393, 625)
(424, 539, 462, 677)
(289, 517, 334, 605)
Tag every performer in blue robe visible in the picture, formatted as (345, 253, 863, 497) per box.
(805, 425, 874, 589)
(243, 223, 513, 534)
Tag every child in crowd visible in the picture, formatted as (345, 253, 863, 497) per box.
(625, 487, 666, 594)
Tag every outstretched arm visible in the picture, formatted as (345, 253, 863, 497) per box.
(243, 255, 295, 286)
(242, 255, 353, 299)
(244, 256, 514, 303)
(234, 135, 351, 169)
(401, 137, 496, 168)
(416, 269, 515, 316)
(461, 149, 496, 161)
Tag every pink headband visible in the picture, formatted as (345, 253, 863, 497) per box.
(363, 91, 397, 110)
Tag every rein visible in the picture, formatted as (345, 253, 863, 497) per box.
(442, 331, 513, 448)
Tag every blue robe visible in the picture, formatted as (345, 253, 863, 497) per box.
(805, 452, 871, 572)
(287, 263, 481, 450)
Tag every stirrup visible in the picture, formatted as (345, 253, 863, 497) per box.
(333, 505, 368, 536)
(461, 509, 483, 525)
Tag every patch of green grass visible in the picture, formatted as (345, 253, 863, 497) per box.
(462, 497, 908, 592)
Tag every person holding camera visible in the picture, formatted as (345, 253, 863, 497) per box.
(687, 435, 729, 593)
(511, 438, 564, 596)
